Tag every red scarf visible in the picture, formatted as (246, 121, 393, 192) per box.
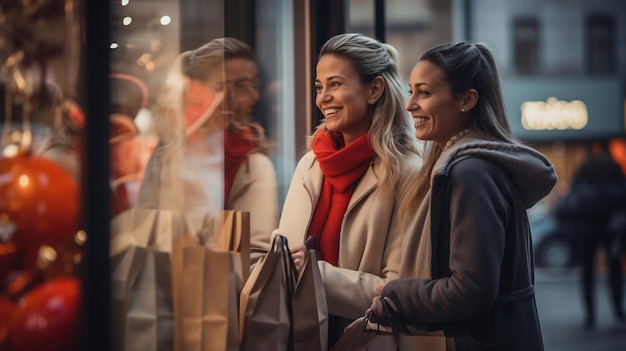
(307, 131, 374, 266)
(224, 127, 255, 207)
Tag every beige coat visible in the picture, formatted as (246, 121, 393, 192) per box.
(138, 141, 279, 256)
(272, 151, 422, 319)
(228, 152, 279, 255)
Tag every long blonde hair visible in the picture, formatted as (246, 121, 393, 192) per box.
(309, 33, 421, 191)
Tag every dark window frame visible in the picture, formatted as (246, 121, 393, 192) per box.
(513, 17, 540, 74)
(585, 14, 615, 74)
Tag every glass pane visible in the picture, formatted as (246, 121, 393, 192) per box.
(109, 0, 289, 348)
(254, 0, 297, 208)
(110, 0, 182, 217)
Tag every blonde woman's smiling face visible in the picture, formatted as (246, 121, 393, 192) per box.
(314, 54, 372, 144)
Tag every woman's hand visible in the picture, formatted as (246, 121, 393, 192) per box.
(290, 244, 306, 272)
(365, 295, 399, 326)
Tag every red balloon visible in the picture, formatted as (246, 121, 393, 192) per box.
(8, 277, 81, 351)
(0, 154, 80, 273)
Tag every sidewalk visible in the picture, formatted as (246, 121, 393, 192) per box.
(535, 268, 626, 351)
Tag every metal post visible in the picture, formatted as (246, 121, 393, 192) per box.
(81, 1, 111, 350)
(375, 0, 385, 42)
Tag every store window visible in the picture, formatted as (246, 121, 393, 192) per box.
(253, 0, 300, 205)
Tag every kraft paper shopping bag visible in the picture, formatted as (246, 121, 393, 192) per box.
(172, 209, 250, 351)
(180, 247, 242, 351)
(213, 210, 251, 282)
(330, 316, 450, 351)
(292, 237, 328, 351)
(239, 235, 297, 351)
(110, 209, 181, 351)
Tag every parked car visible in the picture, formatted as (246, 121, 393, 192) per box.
(529, 212, 578, 271)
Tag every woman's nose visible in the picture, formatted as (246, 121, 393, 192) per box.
(318, 90, 331, 104)
(223, 87, 235, 105)
(405, 97, 418, 111)
(250, 87, 260, 104)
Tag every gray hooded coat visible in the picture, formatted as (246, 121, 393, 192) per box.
(382, 132, 557, 351)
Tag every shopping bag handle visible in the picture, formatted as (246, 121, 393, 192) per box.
(363, 296, 412, 349)
(305, 236, 319, 251)
(270, 234, 298, 351)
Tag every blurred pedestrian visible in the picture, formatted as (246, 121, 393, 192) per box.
(555, 140, 626, 328)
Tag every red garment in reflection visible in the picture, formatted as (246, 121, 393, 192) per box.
(224, 127, 255, 207)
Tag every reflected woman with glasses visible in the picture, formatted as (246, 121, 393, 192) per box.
(137, 37, 278, 250)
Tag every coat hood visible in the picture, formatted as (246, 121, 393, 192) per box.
(434, 132, 557, 209)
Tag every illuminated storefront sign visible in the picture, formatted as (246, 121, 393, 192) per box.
(501, 77, 624, 142)
(521, 97, 588, 131)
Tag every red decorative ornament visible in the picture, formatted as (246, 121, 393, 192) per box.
(8, 276, 81, 351)
(0, 153, 80, 276)
(0, 297, 17, 346)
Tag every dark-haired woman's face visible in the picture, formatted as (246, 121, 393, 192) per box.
(406, 60, 466, 148)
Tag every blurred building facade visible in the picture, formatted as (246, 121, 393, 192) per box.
(451, 0, 626, 206)
(349, 0, 626, 208)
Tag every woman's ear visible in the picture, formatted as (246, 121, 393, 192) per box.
(368, 76, 385, 104)
(460, 88, 478, 112)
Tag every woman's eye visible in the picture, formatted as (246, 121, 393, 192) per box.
(419, 90, 430, 96)
(314, 85, 322, 93)
(330, 81, 340, 87)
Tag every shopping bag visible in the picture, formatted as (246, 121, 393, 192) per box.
(292, 237, 328, 351)
(330, 298, 450, 351)
(179, 246, 243, 351)
(171, 231, 195, 351)
(239, 234, 297, 351)
(172, 209, 250, 351)
(213, 210, 251, 282)
(330, 316, 450, 351)
(111, 208, 181, 351)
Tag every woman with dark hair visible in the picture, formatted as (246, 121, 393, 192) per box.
(367, 42, 557, 350)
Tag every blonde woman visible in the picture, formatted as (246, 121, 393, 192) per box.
(266, 33, 423, 347)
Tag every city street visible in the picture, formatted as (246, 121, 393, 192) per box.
(535, 268, 626, 351)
